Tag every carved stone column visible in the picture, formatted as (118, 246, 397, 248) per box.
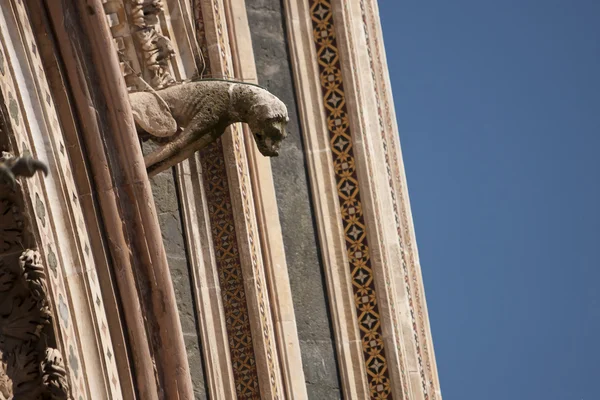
(40, 0, 195, 398)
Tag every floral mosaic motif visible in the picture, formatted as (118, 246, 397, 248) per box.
(68, 345, 79, 378)
(47, 247, 57, 277)
(58, 295, 69, 329)
(309, 1, 393, 398)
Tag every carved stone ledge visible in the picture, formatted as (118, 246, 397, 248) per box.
(129, 80, 289, 176)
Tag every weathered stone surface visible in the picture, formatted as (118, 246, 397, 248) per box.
(131, 80, 289, 176)
(246, 1, 343, 398)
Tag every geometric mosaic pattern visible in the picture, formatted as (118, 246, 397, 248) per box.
(205, 2, 283, 397)
(310, 1, 393, 398)
(200, 139, 261, 399)
(195, 6, 261, 398)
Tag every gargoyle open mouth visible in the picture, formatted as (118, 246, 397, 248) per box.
(254, 131, 282, 157)
(252, 118, 288, 157)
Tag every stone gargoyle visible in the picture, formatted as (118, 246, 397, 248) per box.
(129, 80, 289, 176)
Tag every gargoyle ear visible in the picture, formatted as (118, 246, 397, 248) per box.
(129, 91, 177, 137)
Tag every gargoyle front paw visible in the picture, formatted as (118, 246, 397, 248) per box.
(10, 155, 49, 179)
(0, 155, 49, 188)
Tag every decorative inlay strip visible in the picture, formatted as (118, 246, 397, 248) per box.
(200, 0, 282, 397)
(195, 5, 262, 398)
(309, 1, 392, 398)
(201, 139, 262, 398)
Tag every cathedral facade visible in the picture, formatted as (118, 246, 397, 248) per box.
(0, 0, 441, 399)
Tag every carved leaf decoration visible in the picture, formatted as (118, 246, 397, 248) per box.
(5, 342, 40, 397)
(0, 265, 17, 293)
(0, 199, 23, 252)
(0, 154, 71, 398)
(20, 250, 48, 302)
(41, 348, 69, 400)
(0, 358, 11, 400)
(0, 296, 49, 340)
(131, 0, 163, 27)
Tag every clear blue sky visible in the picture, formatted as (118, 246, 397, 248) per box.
(379, 1, 600, 399)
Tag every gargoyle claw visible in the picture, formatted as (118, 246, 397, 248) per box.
(10, 156, 49, 178)
(0, 155, 49, 188)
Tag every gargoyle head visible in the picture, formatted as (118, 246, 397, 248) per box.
(245, 99, 289, 157)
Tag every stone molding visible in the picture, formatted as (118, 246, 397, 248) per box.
(328, 1, 414, 398)
(195, 1, 285, 398)
(168, 4, 240, 397)
(332, 1, 442, 398)
(223, 0, 308, 398)
(25, 2, 136, 396)
(358, 1, 442, 398)
(0, 1, 125, 398)
(281, 0, 372, 398)
(102, 0, 305, 398)
(42, 0, 195, 398)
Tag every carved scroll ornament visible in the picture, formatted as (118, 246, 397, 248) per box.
(130, 80, 289, 176)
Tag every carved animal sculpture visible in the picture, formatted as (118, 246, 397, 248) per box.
(0, 154, 49, 188)
(129, 80, 289, 176)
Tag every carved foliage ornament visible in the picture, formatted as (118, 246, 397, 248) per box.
(130, 0, 176, 89)
(0, 152, 70, 399)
